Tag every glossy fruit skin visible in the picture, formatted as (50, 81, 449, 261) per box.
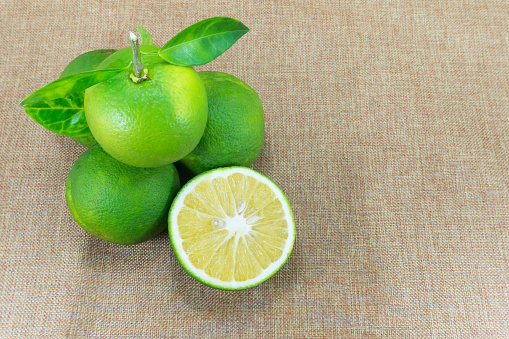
(179, 71, 264, 175)
(60, 49, 116, 147)
(66, 145, 180, 245)
(84, 46, 208, 168)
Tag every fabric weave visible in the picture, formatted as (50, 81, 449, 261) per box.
(1, 0, 508, 337)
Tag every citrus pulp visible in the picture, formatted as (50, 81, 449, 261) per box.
(169, 167, 295, 290)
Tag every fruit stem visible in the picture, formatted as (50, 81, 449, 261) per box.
(129, 32, 150, 83)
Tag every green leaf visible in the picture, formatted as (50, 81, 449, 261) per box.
(138, 25, 155, 46)
(21, 66, 126, 137)
(60, 49, 116, 78)
(159, 17, 249, 66)
(20, 68, 125, 105)
(24, 93, 90, 137)
(57, 49, 116, 145)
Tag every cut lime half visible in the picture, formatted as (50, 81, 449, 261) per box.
(169, 167, 295, 290)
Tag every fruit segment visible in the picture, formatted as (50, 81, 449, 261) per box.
(244, 234, 272, 269)
(182, 230, 229, 268)
(204, 236, 236, 281)
(184, 180, 226, 218)
(227, 173, 259, 209)
(177, 206, 218, 239)
(177, 172, 290, 283)
(211, 177, 236, 218)
(243, 182, 277, 218)
(234, 237, 263, 281)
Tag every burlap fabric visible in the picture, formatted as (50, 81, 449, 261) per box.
(1, 1, 508, 337)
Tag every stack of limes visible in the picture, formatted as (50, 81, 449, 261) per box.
(20, 18, 294, 290)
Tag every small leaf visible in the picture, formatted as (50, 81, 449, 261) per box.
(24, 93, 90, 137)
(60, 49, 116, 78)
(159, 17, 249, 66)
(20, 68, 125, 105)
(138, 25, 155, 46)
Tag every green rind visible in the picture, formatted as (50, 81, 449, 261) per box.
(179, 71, 264, 175)
(168, 166, 295, 290)
(84, 46, 208, 168)
(66, 145, 181, 245)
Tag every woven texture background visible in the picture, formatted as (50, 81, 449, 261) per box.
(1, 0, 508, 337)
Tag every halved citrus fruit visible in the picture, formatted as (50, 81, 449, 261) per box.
(169, 167, 295, 290)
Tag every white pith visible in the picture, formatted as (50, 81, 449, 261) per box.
(169, 167, 295, 289)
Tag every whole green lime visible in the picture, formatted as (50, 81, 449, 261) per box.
(84, 46, 208, 168)
(60, 49, 116, 147)
(66, 145, 180, 245)
(179, 71, 264, 175)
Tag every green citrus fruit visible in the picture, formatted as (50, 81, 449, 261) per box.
(169, 167, 295, 290)
(84, 46, 208, 168)
(60, 49, 116, 147)
(66, 144, 180, 245)
(179, 71, 264, 175)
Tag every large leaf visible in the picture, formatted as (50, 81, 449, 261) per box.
(20, 68, 125, 105)
(24, 93, 90, 137)
(159, 17, 249, 66)
(58, 49, 116, 145)
(138, 25, 155, 46)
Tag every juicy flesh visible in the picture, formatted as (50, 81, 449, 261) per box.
(178, 173, 289, 282)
